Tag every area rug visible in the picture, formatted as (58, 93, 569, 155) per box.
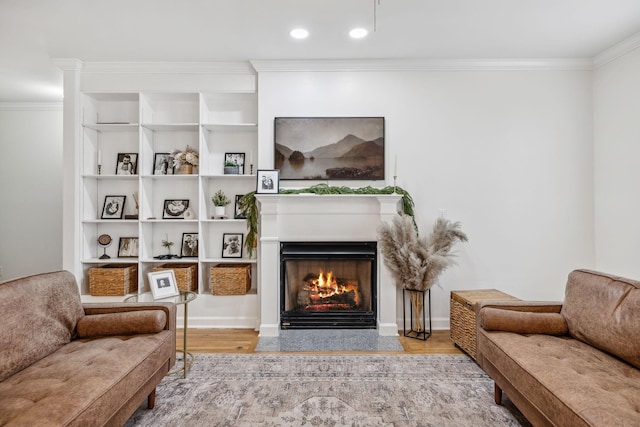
(125, 354, 531, 427)
(255, 329, 405, 352)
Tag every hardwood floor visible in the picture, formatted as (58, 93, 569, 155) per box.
(177, 328, 464, 354)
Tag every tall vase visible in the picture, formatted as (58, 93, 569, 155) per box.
(179, 164, 193, 175)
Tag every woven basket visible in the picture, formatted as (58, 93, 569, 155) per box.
(210, 264, 251, 295)
(89, 264, 138, 296)
(152, 263, 198, 292)
(450, 296, 478, 359)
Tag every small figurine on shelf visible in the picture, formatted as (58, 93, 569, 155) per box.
(211, 189, 231, 219)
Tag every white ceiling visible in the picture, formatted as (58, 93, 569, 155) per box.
(1, 0, 640, 102)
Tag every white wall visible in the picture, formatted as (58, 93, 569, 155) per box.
(256, 66, 595, 327)
(593, 47, 640, 278)
(0, 104, 63, 280)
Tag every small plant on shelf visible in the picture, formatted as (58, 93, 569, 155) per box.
(171, 145, 199, 174)
(211, 190, 231, 207)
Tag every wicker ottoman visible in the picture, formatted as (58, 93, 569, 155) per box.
(450, 289, 519, 360)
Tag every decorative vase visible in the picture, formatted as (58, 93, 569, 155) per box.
(214, 206, 226, 217)
(179, 164, 193, 175)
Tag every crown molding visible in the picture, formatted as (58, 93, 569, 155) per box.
(250, 58, 593, 72)
(593, 31, 640, 69)
(0, 102, 63, 111)
(51, 58, 83, 71)
(79, 61, 256, 75)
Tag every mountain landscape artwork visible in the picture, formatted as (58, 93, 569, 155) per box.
(274, 117, 385, 180)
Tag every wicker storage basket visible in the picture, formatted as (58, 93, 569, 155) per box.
(89, 264, 138, 296)
(210, 264, 251, 295)
(450, 289, 518, 360)
(152, 263, 198, 292)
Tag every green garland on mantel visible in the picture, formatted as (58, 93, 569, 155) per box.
(238, 184, 415, 257)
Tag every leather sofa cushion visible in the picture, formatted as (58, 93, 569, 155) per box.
(479, 307, 568, 335)
(561, 269, 640, 369)
(0, 271, 84, 382)
(77, 310, 167, 338)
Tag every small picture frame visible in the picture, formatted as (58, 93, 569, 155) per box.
(101, 195, 126, 219)
(234, 194, 247, 219)
(181, 232, 198, 257)
(116, 153, 138, 175)
(163, 199, 189, 219)
(222, 233, 243, 258)
(118, 237, 139, 258)
(256, 169, 279, 194)
(153, 153, 175, 175)
(225, 152, 245, 174)
(148, 270, 180, 300)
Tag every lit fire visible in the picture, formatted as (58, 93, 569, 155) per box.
(307, 270, 360, 307)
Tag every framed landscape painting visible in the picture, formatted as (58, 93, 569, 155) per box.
(274, 117, 385, 180)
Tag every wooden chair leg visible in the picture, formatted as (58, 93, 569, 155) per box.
(147, 388, 156, 409)
(494, 383, 502, 405)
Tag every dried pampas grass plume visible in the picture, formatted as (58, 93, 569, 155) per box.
(378, 214, 468, 291)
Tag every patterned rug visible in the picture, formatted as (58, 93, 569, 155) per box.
(125, 354, 531, 427)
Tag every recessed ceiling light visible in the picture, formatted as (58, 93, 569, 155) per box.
(290, 28, 309, 39)
(349, 28, 368, 39)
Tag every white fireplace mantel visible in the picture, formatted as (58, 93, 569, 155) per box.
(255, 194, 402, 337)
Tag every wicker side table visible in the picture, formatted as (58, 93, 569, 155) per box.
(450, 289, 519, 360)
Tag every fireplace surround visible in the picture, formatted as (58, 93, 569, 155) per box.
(255, 194, 402, 337)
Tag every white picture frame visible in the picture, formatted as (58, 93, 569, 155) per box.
(148, 270, 180, 300)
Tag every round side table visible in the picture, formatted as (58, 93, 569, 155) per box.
(124, 290, 197, 378)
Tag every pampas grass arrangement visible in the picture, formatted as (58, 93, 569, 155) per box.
(378, 214, 468, 331)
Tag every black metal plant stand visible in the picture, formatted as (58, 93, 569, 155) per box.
(403, 288, 432, 340)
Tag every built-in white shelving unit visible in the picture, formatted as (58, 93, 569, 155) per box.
(78, 91, 258, 301)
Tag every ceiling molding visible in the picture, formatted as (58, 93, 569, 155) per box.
(250, 58, 594, 72)
(0, 102, 63, 111)
(79, 61, 256, 75)
(51, 58, 83, 71)
(593, 31, 640, 68)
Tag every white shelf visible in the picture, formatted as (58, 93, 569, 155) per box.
(78, 90, 258, 298)
(202, 258, 257, 264)
(202, 123, 257, 132)
(83, 123, 139, 132)
(141, 123, 199, 132)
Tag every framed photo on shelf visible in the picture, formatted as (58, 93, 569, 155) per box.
(256, 169, 279, 194)
(234, 194, 247, 219)
(153, 153, 175, 175)
(101, 195, 126, 219)
(181, 232, 198, 257)
(274, 117, 385, 180)
(118, 237, 139, 258)
(148, 270, 179, 300)
(115, 153, 138, 175)
(222, 233, 243, 258)
(163, 199, 189, 219)
(224, 152, 245, 174)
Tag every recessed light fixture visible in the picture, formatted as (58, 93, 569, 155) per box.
(290, 28, 309, 39)
(349, 28, 368, 39)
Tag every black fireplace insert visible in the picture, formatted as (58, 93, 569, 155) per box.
(280, 241, 377, 329)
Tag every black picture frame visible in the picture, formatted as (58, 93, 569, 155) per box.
(153, 153, 175, 175)
(234, 194, 247, 219)
(163, 199, 189, 219)
(256, 169, 279, 194)
(225, 152, 245, 174)
(274, 117, 385, 180)
(115, 153, 138, 175)
(101, 195, 126, 219)
(222, 233, 243, 258)
(118, 237, 139, 258)
(181, 232, 198, 257)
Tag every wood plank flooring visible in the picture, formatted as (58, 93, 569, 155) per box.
(177, 329, 464, 355)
